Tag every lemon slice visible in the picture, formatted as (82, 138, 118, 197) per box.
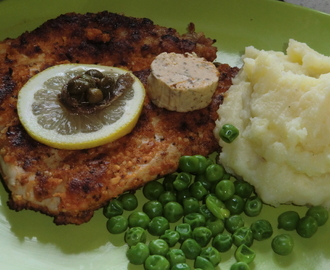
(17, 64, 146, 150)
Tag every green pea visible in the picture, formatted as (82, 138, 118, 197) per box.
(225, 215, 245, 234)
(271, 234, 294, 256)
(296, 216, 318, 238)
(183, 213, 206, 230)
(235, 244, 256, 264)
(118, 193, 138, 211)
(163, 173, 177, 192)
(219, 124, 239, 143)
(189, 181, 208, 201)
(205, 194, 230, 220)
(125, 227, 147, 246)
(232, 227, 254, 247)
(177, 189, 192, 204)
(126, 242, 150, 265)
(149, 239, 170, 257)
(148, 216, 170, 236)
(244, 196, 263, 217)
(212, 233, 233, 252)
(144, 255, 170, 270)
(166, 248, 186, 266)
(277, 211, 300, 231)
(159, 191, 177, 206)
(181, 238, 202, 260)
(215, 180, 235, 201)
(195, 174, 213, 191)
(205, 164, 225, 183)
(194, 256, 215, 270)
(128, 211, 150, 229)
(182, 197, 200, 215)
(163, 202, 184, 223)
(250, 219, 273, 241)
(199, 204, 216, 220)
(171, 263, 192, 270)
(160, 230, 181, 247)
(174, 172, 192, 191)
(143, 181, 164, 200)
(224, 195, 245, 215)
(103, 199, 123, 218)
(106, 215, 128, 234)
(192, 227, 213, 247)
(143, 200, 163, 219)
(200, 246, 221, 267)
(234, 180, 254, 198)
(230, 262, 250, 270)
(306, 205, 329, 226)
(179, 155, 210, 175)
(175, 223, 193, 243)
(206, 217, 225, 237)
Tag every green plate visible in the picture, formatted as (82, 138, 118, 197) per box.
(1, 0, 330, 269)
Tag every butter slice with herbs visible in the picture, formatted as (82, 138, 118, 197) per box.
(147, 52, 219, 112)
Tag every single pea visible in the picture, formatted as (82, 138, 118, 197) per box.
(176, 189, 192, 204)
(224, 195, 245, 215)
(206, 217, 225, 237)
(159, 191, 177, 206)
(103, 199, 123, 218)
(244, 196, 263, 217)
(85, 69, 104, 79)
(149, 239, 170, 257)
(118, 193, 138, 211)
(182, 197, 200, 215)
(178, 155, 209, 175)
(175, 223, 193, 243)
(189, 181, 208, 201)
(194, 155, 214, 174)
(225, 215, 245, 234)
(148, 216, 170, 236)
(163, 202, 184, 223)
(215, 180, 235, 201)
(205, 164, 225, 183)
(181, 238, 202, 260)
(106, 215, 128, 234)
(277, 211, 300, 231)
(86, 88, 104, 103)
(195, 174, 213, 191)
(212, 233, 233, 252)
(194, 256, 215, 270)
(163, 173, 177, 192)
(183, 213, 206, 230)
(306, 205, 329, 226)
(144, 255, 170, 270)
(126, 242, 150, 265)
(219, 124, 239, 143)
(160, 230, 181, 247)
(235, 244, 256, 264)
(232, 227, 254, 247)
(199, 204, 216, 220)
(230, 262, 250, 270)
(234, 180, 254, 198)
(250, 219, 273, 241)
(125, 227, 147, 246)
(271, 234, 294, 256)
(143, 200, 163, 219)
(143, 181, 164, 200)
(200, 246, 221, 267)
(171, 263, 192, 270)
(128, 211, 150, 229)
(166, 248, 186, 267)
(296, 216, 318, 238)
(192, 227, 213, 247)
(173, 172, 192, 191)
(205, 194, 230, 220)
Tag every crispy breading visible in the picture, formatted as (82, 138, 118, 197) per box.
(0, 11, 239, 224)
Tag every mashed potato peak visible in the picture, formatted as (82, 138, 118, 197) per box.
(215, 39, 330, 209)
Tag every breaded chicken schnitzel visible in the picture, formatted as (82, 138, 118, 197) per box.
(0, 11, 239, 224)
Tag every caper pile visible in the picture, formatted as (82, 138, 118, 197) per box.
(103, 153, 329, 270)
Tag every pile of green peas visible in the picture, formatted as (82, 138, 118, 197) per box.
(103, 152, 329, 270)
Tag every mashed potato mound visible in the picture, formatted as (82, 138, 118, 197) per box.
(214, 39, 330, 209)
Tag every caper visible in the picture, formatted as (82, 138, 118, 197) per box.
(86, 88, 104, 103)
(67, 78, 90, 95)
(99, 75, 116, 96)
(85, 69, 104, 79)
(80, 74, 97, 87)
